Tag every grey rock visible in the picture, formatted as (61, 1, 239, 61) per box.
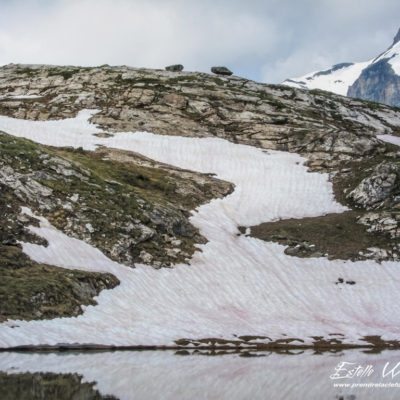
(285, 247, 300, 256)
(358, 212, 400, 239)
(211, 66, 233, 76)
(139, 250, 153, 264)
(165, 64, 184, 72)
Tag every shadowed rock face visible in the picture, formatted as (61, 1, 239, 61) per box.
(346, 28, 400, 108)
(348, 59, 400, 108)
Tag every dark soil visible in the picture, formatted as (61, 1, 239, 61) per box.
(245, 211, 395, 261)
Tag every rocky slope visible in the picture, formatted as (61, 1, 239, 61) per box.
(1, 63, 400, 328)
(0, 120, 232, 321)
(1, 63, 399, 168)
(284, 27, 400, 108)
(0, 175, 120, 322)
(0, 131, 232, 269)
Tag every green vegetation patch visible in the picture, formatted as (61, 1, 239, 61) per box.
(47, 68, 79, 80)
(14, 67, 40, 78)
(55, 147, 177, 204)
(0, 183, 119, 322)
(0, 244, 119, 322)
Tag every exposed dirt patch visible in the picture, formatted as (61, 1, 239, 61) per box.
(245, 211, 397, 261)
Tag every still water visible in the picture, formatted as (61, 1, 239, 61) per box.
(1, 349, 400, 399)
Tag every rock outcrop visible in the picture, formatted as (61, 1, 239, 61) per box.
(347, 161, 400, 210)
(393, 27, 400, 47)
(0, 181, 120, 322)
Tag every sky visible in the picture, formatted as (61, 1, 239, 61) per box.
(0, 0, 399, 83)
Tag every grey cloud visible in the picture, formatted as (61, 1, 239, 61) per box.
(0, 0, 399, 83)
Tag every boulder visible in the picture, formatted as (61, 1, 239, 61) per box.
(165, 64, 184, 72)
(211, 66, 233, 76)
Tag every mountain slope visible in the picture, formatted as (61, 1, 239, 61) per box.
(0, 65, 400, 349)
(284, 28, 400, 107)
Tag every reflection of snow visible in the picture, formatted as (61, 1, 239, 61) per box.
(1, 350, 400, 400)
(0, 110, 399, 348)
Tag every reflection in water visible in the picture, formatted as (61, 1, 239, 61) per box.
(0, 371, 116, 400)
(1, 349, 400, 399)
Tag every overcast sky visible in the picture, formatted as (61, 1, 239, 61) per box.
(0, 0, 399, 83)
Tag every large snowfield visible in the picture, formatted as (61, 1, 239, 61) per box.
(0, 110, 400, 347)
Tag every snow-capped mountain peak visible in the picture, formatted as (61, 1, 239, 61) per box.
(283, 60, 372, 96)
(283, 27, 400, 107)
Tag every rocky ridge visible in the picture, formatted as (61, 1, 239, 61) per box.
(0, 63, 399, 169)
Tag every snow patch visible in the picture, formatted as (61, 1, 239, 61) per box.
(0, 111, 399, 347)
(378, 134, 400, 147)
